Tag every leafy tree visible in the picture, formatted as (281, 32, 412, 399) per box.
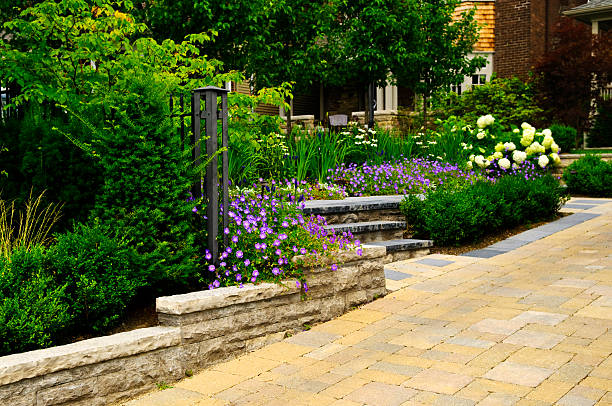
(137, 0, 267, 72)
(534, 18, 612, 135)
(396, 0, 485, 126)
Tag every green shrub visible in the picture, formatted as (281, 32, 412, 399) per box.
(0, 224, 146, 356)
(589, 99, 612, 148)
(0, 106, 103, 228)
(48, 224, 145, 333)
(434, 77, 545, 128)
(549, 124, 578, 154)
(0, 246, 70, 355)
(563, 155, 612, 197)
(400, 175, 566, 245)
(91, 77, 200, 290)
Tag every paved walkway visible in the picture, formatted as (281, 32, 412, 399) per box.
(125, 199, 612, 406)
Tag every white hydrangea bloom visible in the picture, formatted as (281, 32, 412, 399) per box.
(520, 136, 532, 147)
(512, 150, 527, 164)
(474, 155, 486, 168)
(513, 128, 520, 133)
(542, 134, 554, 149)
(495, 143, 505, 152)
(542, 128, 552, 137)
(523, 127, 536, 138)
(466, 161, 473, 169)
(550, 152, 561, 165)
(504, 142, 516, 151)
(469, 154, 475, 162)
(476, 131, 486, 140)
(521, 122, 532, 130)
(499, 158, 511, 169)
(493, 151, 503, 160)
(538, 155, 549, 168)
(551, 142, 560, 153)
(477, 114, 495, 129)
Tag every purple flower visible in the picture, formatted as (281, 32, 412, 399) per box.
(232, 235, 239, 243)
(208, 264, 216, 272)
(300, 248, 307, 255)
(236, 274, 242, 281)
(253, 269, 259, 277)
(331, 264, 338, 271)
(205, 251, 212, 261)
(244, 259, 251, 266)
(272, 267, 280, 275)
(236, 250, 244, 259)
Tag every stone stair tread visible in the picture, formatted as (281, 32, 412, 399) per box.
(367, 239, 434, 252)
(303, 195, 406, 214)
(324, 220, 406, 234)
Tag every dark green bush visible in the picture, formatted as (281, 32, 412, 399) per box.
(434, 77, 546, 128)
(563, 155, 612, 197)
(400, 175, 567, 245)
(0, 246, 71, 355)
(48, 224, 146, 333)
(0, 106, 103, 228)
(0, 224, 146, 356)
(549, 124, 578, 153)
(589, 99, 612, 148)
(91, 77, 201, 290)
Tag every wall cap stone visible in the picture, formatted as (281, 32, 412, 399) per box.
(157, 282, 300, 315)
(0, 326, 180, 386)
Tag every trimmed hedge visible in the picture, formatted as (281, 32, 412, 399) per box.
(400, 175, 568, 246)
(0, 224, 145, 356)
(563, 155, 612, 197)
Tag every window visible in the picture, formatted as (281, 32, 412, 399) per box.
(472, 74, 487, 87)
(450, 84, 462, 95)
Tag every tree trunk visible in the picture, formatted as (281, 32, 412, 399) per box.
(287, 97, 293, 134)
(422, 93, 428, 130)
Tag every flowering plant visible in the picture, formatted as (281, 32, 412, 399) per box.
(327, 157, 486, 196)
(466, 115, 562, 174)
(200, 193, 359, 291)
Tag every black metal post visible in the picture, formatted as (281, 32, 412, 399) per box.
(191, 86, 230, 265)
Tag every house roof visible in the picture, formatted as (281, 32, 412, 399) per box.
(564, 0, 612, 23)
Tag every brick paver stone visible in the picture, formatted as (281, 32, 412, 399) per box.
(502, 330, 566, 349)
(483, 362, 553, 387)
(405, 369, 474, 394)
(344, 382, 417, 406)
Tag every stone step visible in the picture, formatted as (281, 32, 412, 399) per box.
(303, 195, 407, 224)
(367, 239, 433, 263)
(324, 220, 406, 244)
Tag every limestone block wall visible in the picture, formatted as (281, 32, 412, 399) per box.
(0, 247, 386, 406)
(351, 110, 400, 130)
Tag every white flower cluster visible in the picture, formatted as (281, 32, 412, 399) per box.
(477, 114, 495, 129)
(466, 117, 562, 171)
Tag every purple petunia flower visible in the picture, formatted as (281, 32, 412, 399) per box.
(236, 250, 244, 259)
(208, 264, 216, 272)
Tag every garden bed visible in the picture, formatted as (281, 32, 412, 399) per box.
(0, 246, 385, 406)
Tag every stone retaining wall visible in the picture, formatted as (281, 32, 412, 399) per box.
(0, 246, 386, 406)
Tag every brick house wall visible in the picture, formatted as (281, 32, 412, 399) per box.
(494, 0, 588, 80)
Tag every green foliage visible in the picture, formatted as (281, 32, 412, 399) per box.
(0, 106, 102, 226)
(48, 224, 145, 333)
(435, 77, 545, 128)
(549, 124, 578, 153)
(400, 0, 485, 123)
(415, 116, 474, 164)
(563, 155, 612, 197)
(326, 0, 419, 89)
(400, 175, 567, 245)
(91, 77, 200, 289)
(0, 223, 144, 355)
(589, 99, 612, 148)
(0, 246, 70, 355)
